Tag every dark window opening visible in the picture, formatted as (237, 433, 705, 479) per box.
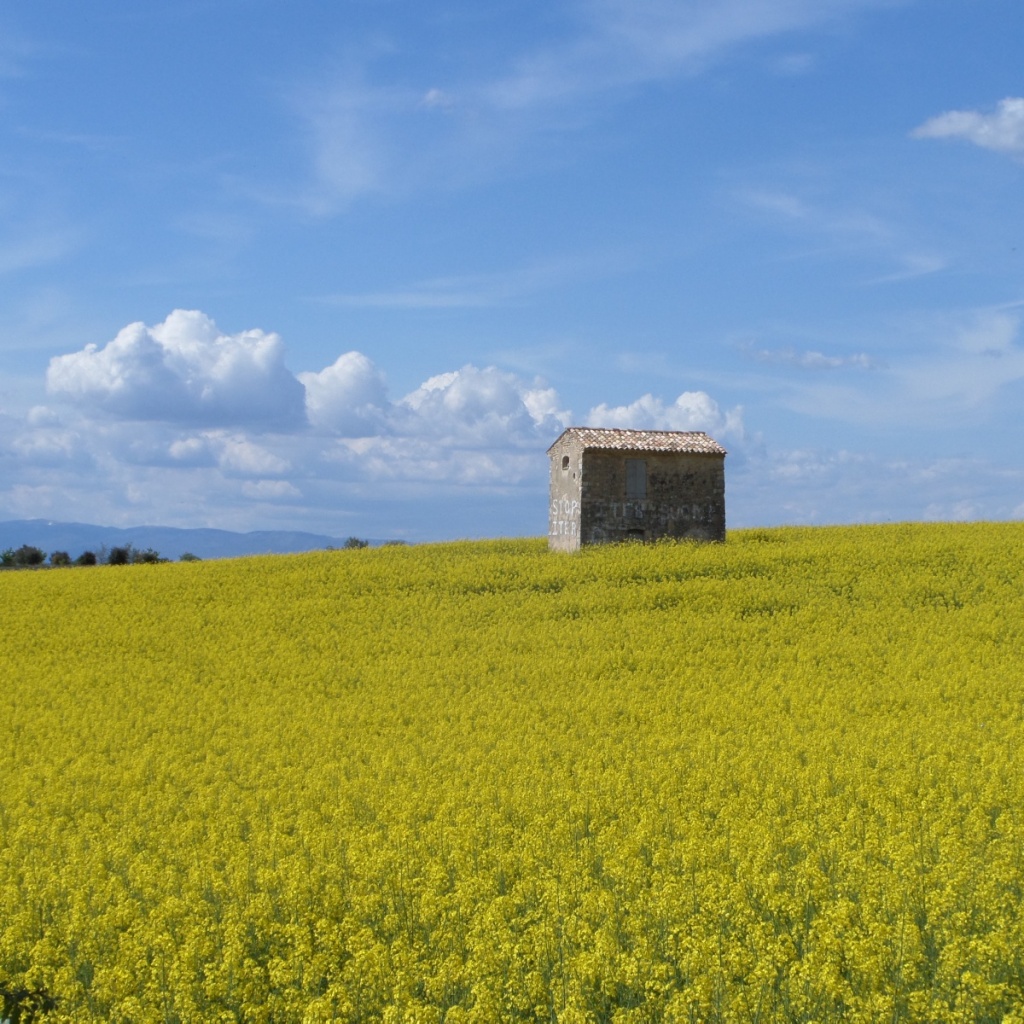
(626, 458, 647, 499)
(561, 455, 570, 471)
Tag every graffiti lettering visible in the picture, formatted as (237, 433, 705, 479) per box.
(549, 495, 581, 540)
(549, 519, 580, 537)
(549, 498, 580, 517)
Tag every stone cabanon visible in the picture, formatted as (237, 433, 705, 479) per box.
(547, 427, 726, 551)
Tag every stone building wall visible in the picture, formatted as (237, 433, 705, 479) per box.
(548, 429, 727, 551)
(547, 434, 584, 552)
(580, 451, 725, 545)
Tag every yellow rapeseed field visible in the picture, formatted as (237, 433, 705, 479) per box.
(3, 522, 1024, 1023)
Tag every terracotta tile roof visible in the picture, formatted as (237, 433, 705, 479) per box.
(548, 427, 727, 455)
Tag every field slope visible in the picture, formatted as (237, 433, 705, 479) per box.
(3, 523, 1024, 1023)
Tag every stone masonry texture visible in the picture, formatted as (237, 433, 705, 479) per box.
(547, 428, 726, 552)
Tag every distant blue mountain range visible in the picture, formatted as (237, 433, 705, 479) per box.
(0, 519, 369, 561)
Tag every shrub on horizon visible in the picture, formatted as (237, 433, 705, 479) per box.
(13, 545, 46, 567)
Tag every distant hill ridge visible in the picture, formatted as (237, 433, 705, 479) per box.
(0, 519, 370, 561)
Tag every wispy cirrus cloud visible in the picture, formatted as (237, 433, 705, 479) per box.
(311, 250, 627, 309)
(899, 309, 1024, 409)
(0, 21, 40, 79)
(743, 308, 1024, 426)
(313, 272, 536, 310)
(290, 0, 909, 210)
(737, 186, 947, 281)
(913, 97, 1024, 158)
(729, 445, 1024, 527)
(485, 0, 905, 107)
(742, 342, 883, 370)
(296, 77, 403, 210)
(0, 225, 82, 276)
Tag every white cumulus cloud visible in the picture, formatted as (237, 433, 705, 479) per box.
(46, 309, 307, 428)
(214, 435, 291, 477)
(298, 351, 388, 435)
(397, 364, 571, 444)
(586, 390, 744, 440)
(913, 97, 1024, 156)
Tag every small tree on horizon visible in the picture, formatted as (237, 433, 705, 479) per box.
(13, 545, 46, 567)
(107, 546, 132, 565)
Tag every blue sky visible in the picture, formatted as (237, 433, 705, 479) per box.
(1, 0, 1023, 541)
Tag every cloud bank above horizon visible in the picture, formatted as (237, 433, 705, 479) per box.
(5, 310, 746, 537)
(44, 310, 745, 445)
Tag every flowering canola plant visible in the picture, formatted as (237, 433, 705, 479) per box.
(3, 522, 1024, 1022)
